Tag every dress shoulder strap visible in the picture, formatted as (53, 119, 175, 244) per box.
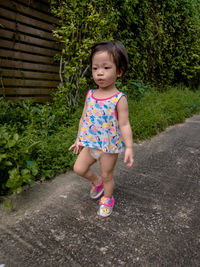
(118, 91, 126, 98)
(114, 91, 126, 104)
(85, 89, 94, 102)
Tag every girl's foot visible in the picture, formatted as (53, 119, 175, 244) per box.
(97, 196, 115, 217)
(90, 180, 104, 199)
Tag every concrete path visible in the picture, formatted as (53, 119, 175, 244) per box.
(0, 115, 200, 267)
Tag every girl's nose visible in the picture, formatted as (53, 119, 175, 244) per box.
(97, 68, 103, 75)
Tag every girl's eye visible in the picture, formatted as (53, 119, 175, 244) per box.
(92, 67, 97, 70)
(105, 67, 111, 69)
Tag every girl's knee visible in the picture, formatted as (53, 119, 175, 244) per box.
(73, 163, 82, 176)
(73, 162, 87, 177)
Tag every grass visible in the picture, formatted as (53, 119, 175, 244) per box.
(128, 87, 200, 141)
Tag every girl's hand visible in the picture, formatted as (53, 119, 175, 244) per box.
(69, 140, 81, 155)
(124, 147, 134, 167)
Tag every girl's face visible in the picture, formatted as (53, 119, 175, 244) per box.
(92, 51, 121, 90)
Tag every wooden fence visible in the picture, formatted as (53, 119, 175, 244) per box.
(0, 0, 61, 102)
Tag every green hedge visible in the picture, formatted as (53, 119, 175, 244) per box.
(115, 0, 200, 86)
(50, 0, 200, 108)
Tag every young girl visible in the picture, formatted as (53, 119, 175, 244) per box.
(69, 41, 134, 217)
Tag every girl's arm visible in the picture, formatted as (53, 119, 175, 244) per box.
(69, 101, 87, 154)
(117, 96, 134, 167)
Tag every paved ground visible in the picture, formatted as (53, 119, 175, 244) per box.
(0, 114, 200, 267)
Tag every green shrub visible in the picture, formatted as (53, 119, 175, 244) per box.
(0, 125, 38, 195)
(50, 0, 117, 107)
(116, 0, 200, 87)
(32, 125, 78, 179)
(50, 0, 200, 109)
(0, 97, 83, 195)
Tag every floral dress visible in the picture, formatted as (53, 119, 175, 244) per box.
(77, 89, 125, 153)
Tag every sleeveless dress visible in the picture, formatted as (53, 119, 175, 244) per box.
(77, 89, 125, 153)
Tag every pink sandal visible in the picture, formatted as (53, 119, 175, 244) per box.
(90, 181, 104, 199)
(97, 196, 115, 217)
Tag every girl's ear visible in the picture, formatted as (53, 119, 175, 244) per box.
(117, 69, 123, 78)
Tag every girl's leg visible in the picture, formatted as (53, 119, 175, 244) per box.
(99, 153, 118, 198)
(73, 147, 100, 185)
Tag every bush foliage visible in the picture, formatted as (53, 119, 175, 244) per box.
(50, 0, 200, 106)
(116, 0, 200, 87)
(50, 0, 117, 108)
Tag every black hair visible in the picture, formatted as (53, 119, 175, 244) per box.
(90, 41, 128, 76)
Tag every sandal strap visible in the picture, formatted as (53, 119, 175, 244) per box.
(99, 196, 114, 207)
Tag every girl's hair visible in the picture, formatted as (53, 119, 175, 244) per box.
(90, 41, 128, 76)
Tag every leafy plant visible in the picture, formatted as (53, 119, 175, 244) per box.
(50, 0, 117, 107)
(129, 81, 150, 101)
(0, 125, 39, 195)
(114, 0, 200, 87)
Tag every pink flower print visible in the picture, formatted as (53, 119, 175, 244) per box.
(92, 125, 98, 133)
(104, 137, 108, 142)
(99, 102, 104, 106)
